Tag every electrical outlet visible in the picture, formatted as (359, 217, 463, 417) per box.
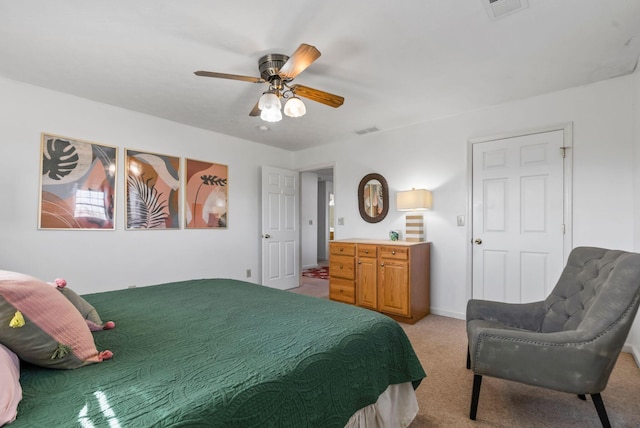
(246, 269, 251, 278)
(338, 217, 344, 225)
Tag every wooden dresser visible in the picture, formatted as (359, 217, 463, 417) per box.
(329, 239, 430, 324)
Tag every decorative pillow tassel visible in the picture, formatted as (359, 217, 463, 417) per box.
(9, 311, 25, 328)
(99, 350, 113, 361)
(51, 343, 72, 360)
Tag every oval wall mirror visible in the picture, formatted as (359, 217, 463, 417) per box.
(358, 173, 389, 223)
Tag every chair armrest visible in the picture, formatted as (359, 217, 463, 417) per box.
(470, 327, 617, 394)
(466, 299, 546, 331)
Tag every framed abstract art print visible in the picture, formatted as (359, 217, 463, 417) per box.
(125, 149, 181, 230)
(38, 133, 117, 230)
(185, 158, 228, 229)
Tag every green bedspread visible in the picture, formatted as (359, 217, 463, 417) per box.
(14, 278, 426, 427)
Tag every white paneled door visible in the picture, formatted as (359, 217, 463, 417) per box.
(261, 166, 299, 290)
(471, 128, 570, 303)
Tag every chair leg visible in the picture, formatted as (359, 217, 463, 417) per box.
(466, 346, 470, 369)
(470, 374, 482, 420)
(591, 393, 611, 428)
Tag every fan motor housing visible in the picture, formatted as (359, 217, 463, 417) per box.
(258, 53, 289, 81)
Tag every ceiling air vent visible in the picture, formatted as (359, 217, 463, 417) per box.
(483, 0, 529, 20)
(355, 126, 380, 136)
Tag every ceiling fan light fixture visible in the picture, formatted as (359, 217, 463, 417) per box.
(260, 106, 282, 122)
(258, 92, 281, 111)
(284, 96, 306, 118)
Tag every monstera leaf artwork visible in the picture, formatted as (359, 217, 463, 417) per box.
(42, 138, 80, 180)
(185, 159, 228, 229)
(125, 150, 180, 230)
(38, 133, 117, 230)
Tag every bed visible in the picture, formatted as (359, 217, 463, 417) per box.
(10, 278, 426, 427)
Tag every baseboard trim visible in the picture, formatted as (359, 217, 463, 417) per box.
(430, 308, 465, 321)
(623, 344, 640, 368)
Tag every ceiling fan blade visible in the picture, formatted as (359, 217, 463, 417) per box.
(249, 101, 261, 117)
(290, 84, 344, 108)
(278, 44, 321, 80)
(194, 70, 265, 84)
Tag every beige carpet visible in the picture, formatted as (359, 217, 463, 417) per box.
(290, 265, 330, 299)
(403, 315, 640, 428)
(288, 282, 640, 427)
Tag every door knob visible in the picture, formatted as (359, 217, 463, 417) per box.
(474, 238, 482, 245)
(263, 234, 271, 239)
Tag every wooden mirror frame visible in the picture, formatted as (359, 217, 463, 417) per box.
(358, 173, 389, 223)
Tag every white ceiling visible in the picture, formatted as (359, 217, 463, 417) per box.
(1, 1, 639, 151)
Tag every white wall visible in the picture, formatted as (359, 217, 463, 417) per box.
(0, 77, 293, 294)
(295, 73, 638, 325)
(300, 172, 319, 268)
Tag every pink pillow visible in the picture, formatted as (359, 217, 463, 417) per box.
(0, 270, 111, 369)
(0, 343, 21, 426)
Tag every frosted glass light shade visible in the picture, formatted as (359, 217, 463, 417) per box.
(260, 107, 282, 122)
(258, 93, 281, 111)
(397, 189, 432, 211)
(283, 97, 306, 118)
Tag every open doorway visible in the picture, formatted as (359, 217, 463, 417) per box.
(296, 166, 333, 297)
(300, 167, 334, 269)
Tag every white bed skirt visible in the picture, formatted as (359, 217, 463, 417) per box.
(344, 382, 419, 428)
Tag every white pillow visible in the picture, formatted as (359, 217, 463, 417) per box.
(0, 342, 21, 426)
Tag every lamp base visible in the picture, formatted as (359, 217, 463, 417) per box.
(405, 214, 425, 242)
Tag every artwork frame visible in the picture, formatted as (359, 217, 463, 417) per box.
(185, 158, 228, 229)
(38, 133, 117, 230)
(125, 149, 181, 230)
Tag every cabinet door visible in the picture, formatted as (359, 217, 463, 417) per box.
(357, 256, 377, 309)
(378, 259, 410, 317)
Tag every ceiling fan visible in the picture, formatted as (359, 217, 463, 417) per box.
(194, 43, 344, 122)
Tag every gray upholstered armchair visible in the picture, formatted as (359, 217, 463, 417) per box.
(466, 247, 640, 427)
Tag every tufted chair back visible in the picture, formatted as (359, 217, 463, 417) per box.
(541, 247, 640, 334)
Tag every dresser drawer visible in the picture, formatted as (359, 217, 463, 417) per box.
(329, 278, 355, 304)
(330, 255, 355, 280)
(330, 242, 356, 257)
(379, 246, 409, 261)
(357, 244, 377, 258)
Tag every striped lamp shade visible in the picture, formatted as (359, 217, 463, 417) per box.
(397, 189, 432, 242)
